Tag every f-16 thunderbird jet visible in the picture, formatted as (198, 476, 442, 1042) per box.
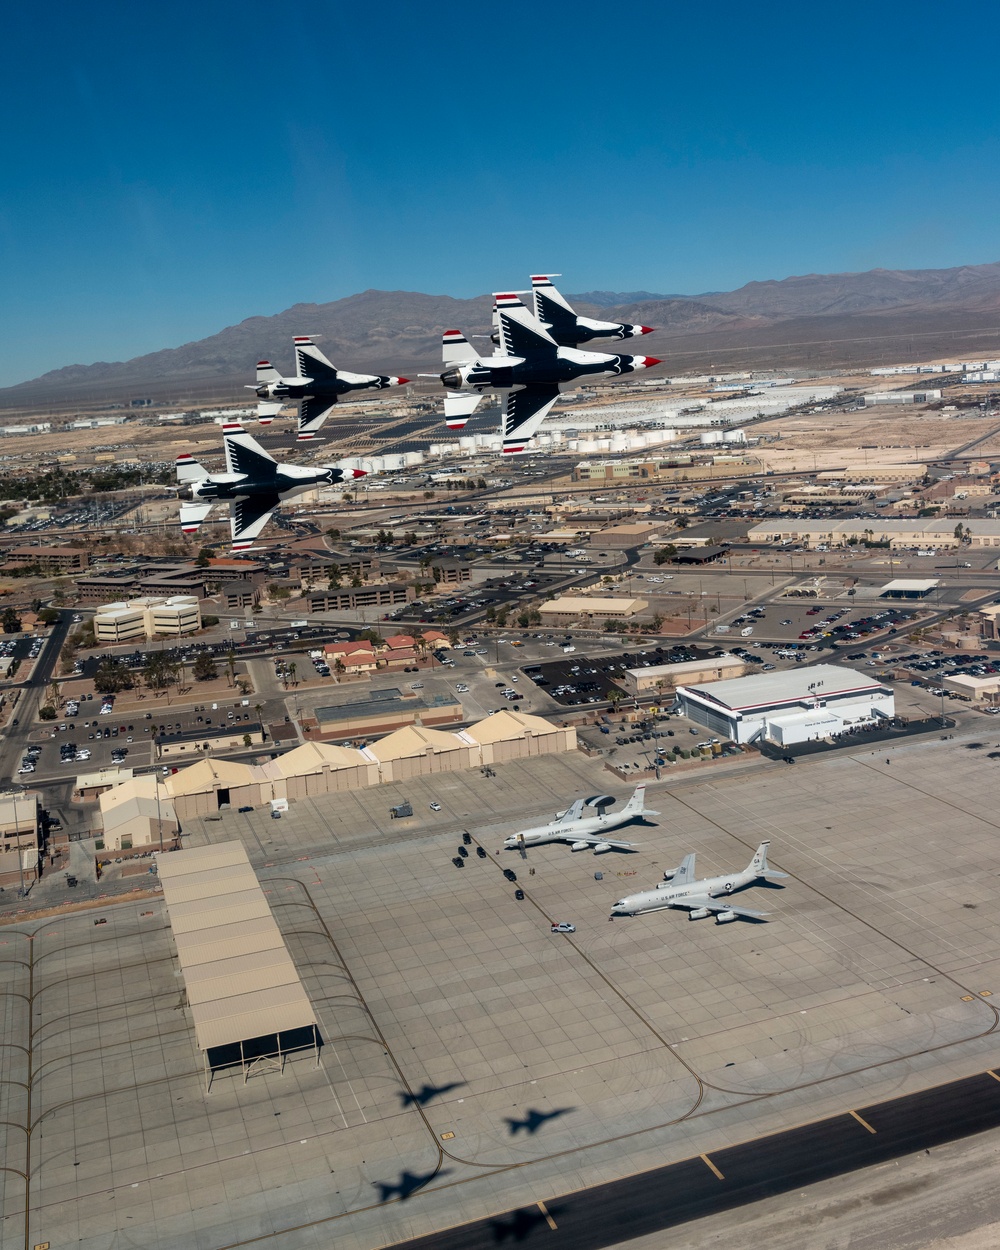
(610, 840, 788, 923)
(248, 337, 409, 441)
(503, 784, 658, 854)
(437, 293, 660, 454)
(175, 423, 366, 551)
(491, 275, 655, 348)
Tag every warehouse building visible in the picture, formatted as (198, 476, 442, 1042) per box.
(747, 519, 1000, 550)
(0, 793, 40, 890)
(157, 842, 319, 1090)
(164, 710, 575, 819)
(98, 775, 178, 852)
(623, 653, 746, 696)
(537, 596, 648, 626)
(675, 664, 894, 746)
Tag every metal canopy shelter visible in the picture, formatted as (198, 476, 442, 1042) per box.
(157, 842, 319, 1091)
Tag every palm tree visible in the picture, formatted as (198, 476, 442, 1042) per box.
(288, 661, 297, 687)
(226, 647, 237, 688)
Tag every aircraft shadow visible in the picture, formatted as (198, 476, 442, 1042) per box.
(504, 1107, 574, 1136)
(372, 1167, 451, 1202)
(490, 1203, 569, 1242)
(399, 1081, 466, 1108)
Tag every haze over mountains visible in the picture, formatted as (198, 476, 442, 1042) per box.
(7, 261, 1000, 408)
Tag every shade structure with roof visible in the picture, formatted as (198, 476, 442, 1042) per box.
(157, 842, 320, 1089)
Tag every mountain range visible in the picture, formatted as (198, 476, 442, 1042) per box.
(6, 260, 1000, 408)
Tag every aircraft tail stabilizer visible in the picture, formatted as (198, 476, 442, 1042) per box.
(749, 840, 788, 879)
(175, 453, 209, 484)
(442, 330, 475, 366)
(624, 784, 659, 817)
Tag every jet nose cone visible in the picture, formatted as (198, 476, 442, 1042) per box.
(351, 469, 367, 478)
(640, 356, 662, 368)
(639, 326, 655, 335)
(395, 377, 410, 386)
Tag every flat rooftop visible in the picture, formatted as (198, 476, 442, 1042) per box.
(680, 663, 882, 711)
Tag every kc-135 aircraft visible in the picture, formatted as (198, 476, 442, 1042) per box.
(503, 784, 658, 854)
(437, 293, 660, 453)
(610, 840, 788, 923)
(495, 275, 655, 348)
(175, 423, 366, 550)
(248, 336, 409, 441)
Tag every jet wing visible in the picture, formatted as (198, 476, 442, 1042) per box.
(293, 336, 339, 381)
(494, 293, 558, 357)
(501, 384, 560, 454)
(556, 799, 586, 824)
(225, 431, 279, 477)
(672, 854, 697, 887)
(558, 834, 636, 851)
(230, 493, 280, 551)
(297, 395, 337, 441)
(675, 895, 769, 919)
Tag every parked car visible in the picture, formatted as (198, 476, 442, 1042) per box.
(551, 922, 576, 934)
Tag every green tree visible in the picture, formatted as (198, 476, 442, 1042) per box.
(226, 647, 237, 688)
(402, 532, 418, 546)
(39, 705, 56, 720)
(192, 652, 218, 681)
(653, 545, 677, 565)
(326, 527, 341, 540)
(242, 733, 252, 748)
(1, 607, 22, 634)
(195, 547, 213, 567)
(327, 564, 342, 590)
(95, 656, 135, 694)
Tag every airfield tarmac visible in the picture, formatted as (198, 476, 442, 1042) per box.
(5, 735, 1000, 1249)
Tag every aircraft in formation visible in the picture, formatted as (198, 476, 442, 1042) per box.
(248, 336, 409, 441)
(503, 784, 658, 854)
(610, 840, 788, 923)
(175, 423, 365, 551)
(438, 292, 661, 453)
(496, 275, 655, 348)
(177, 275, 660, 545)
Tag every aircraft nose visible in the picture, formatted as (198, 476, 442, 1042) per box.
(440, 368, 462, 389)
(639, 356, 662, 368)
(351, 469, 367, 479)
(638, 326, 655, 335)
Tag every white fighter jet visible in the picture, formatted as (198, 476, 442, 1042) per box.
(175, 423, 365, 551)
(610, 840, 788, 923)
(503, 784, 658, 854)
(527, 275, 656, 347)
(437, 293, 660, 453)
(248, 337, 409, 441)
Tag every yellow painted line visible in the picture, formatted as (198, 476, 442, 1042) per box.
(537, 1200, 557, 1230)
(849, 1109, 877, 1134)
(700, 1153, 725, 1180)
(986, 1069, 1000, 1084)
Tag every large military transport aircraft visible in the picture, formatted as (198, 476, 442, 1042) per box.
(610, 840, 788, 922)
(503, 784, 658, 854)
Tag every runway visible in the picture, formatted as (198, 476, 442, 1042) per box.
(388, 1068, 1000, 1249)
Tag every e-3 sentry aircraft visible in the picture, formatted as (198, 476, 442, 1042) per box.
(610, 840, 788, 923)
(521, 275, 655, 347)
(248, 337, 410, 441)
(175, 423, 366, 551)
(502, 784, 658, 854)
(437, 293, 661, 454)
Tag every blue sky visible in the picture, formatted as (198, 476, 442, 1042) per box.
(2, 0, 998, 387)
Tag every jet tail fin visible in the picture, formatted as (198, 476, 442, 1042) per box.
(749, 840, 788, 879)
(443, 392, 483, 429)
(624, 783, 659, 816)
(175, 453, 209, 485)
(442, 330, 475, 366)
